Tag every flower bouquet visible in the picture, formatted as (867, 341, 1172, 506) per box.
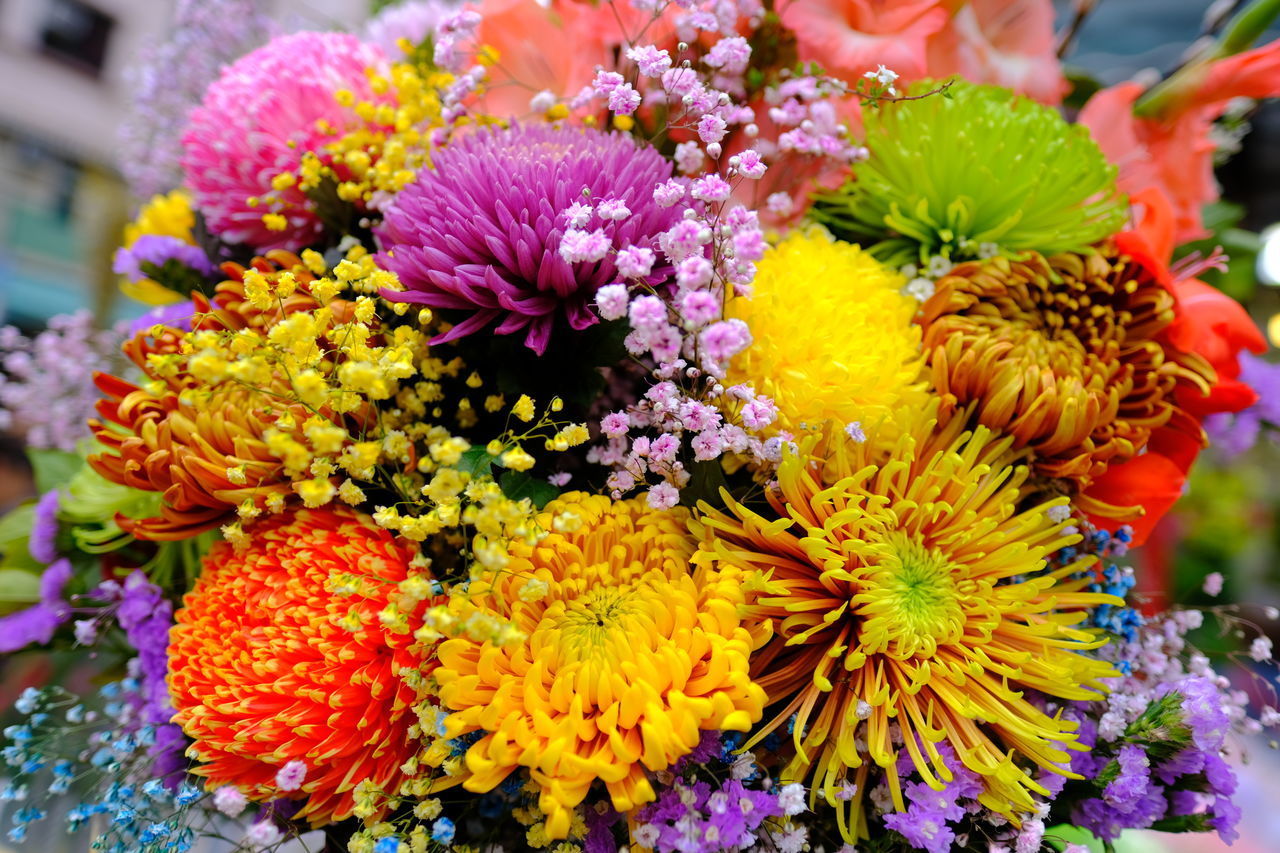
(2, 1, 1279, 852)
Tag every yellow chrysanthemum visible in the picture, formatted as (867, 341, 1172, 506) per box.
(434, 492, 765, 839)
(120, 190, 199, 305)
(724, 230, 927, 436)
(691, 405, 1120, 841)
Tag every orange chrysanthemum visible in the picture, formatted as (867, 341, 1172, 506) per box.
(434, 492, 765, 840)
(168, 506, 436, 824)
(89, 253, 365, 540)
(692, 406, 1118, 840)
(919, 243, 1213, 510)
(89, 326, 315, 540)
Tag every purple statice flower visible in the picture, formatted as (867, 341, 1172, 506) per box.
(884, 741, 985, 853)
(583, 800, 621, 853)
(1170, 676, 1231, 752)
(1204, 352, 1280, 457)
(112, 234, 215, 282)
(109, 572, 185, 783)
(28, 489, 60, 564)
(117, 0, 272, 198)
(377, 124, 680, 354)
(129, 301, 196, 335)
(633, 775, 782, 853)
(1103, 745, 1151, 809)
(0, 559, 72, 652)
(0, 312, 126, 451)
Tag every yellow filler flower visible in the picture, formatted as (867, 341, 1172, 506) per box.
(434, 492, 765, 839)
(724, 230, 927, 437)
(691, 404, 1120, 840)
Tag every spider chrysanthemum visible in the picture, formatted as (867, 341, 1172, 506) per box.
(377, 124, 680, 354)
(813, 81, 1127, 266)
(724, 230, 928, 436)
(168, 507, 438, 824)
(691, 406, 1119, 840)
(434, 492, 765, 839)
(918, 241, 1215, 513)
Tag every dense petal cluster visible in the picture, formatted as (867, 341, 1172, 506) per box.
(918, 240, 1215, 515)
(692, 406, 1119, 839)
(168, 507, 434, 824)
(813, 82, 1127, 266)
(181, 32, 389, 250)
(724, 231, 927, 437)
(434, 492, 765, 839)
(378, 124, 680, 353)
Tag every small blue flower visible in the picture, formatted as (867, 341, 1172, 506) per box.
(174, 783, 203, 807)
(14, 687, 40, 715)
(374, 836, 401, 853)
(431, 817, 456, 844)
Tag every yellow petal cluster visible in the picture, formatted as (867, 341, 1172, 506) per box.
(692, 403, 1120, 841)
(724, 230, 928, 436)
(433, 492, 765, 839)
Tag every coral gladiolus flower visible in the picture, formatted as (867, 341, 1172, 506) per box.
(691, 407, 1118, 840)
(434, 493, 765, 840)
(168, 507, 437, 824)
(1079, 40, 1280, 243)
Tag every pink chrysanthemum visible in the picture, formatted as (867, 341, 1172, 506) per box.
(180, 32, 388, 251)
(377, 125, 679, 354)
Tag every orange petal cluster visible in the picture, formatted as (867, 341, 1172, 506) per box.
(434, 492, 765, 839)
(168, 506, 435, 824)
(919, 244, 1214, 512)
(88, 326, 313, 541)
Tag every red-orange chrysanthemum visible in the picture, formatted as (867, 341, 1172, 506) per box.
(168, 507, 436, 824)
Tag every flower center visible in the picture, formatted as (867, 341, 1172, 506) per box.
(854, 533, 965, 660)
(559, 584, 638, 658)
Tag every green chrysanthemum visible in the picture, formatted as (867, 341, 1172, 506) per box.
(812, 81, 1127, 267)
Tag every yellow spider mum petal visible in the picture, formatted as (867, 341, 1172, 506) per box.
(434, 492, 765, 839)
(691, 404, 1120, 841)
(724, 230, 928, 436)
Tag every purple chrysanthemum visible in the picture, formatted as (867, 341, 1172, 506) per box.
(377, 124, 679, 354)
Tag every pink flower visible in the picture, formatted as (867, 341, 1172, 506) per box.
(595, 284, 630, 320)
(181, 32, 389, 251)
(781, 0, 948, 85)
(274, 759, 307, 792)
(601, 412, 631, 438)
(925, 0, 1066, 105)
(646, 482, 680, 509)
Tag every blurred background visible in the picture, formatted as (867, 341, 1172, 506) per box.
(0, 1, 1277, 851)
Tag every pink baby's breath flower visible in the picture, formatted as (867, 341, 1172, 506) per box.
(697, 113, 729, 145)
(562, 201, 594, 228)
(616, 245, 657, 278)
(659, 219, 711, 262)
(609, 84, 643, 115)
(705, 36, 751, 74)
(732, 148, 767, 179)
(674, 141, 705, 174)
(213, 785, 248, 817)
(559, 228, 612, 263)
(1203, 572, 1224, 597)
(274, 760, 307, 792)
(595, 283, 630, 321)
(646, 482, 680, 510)
(653, 180, 686, 208)
(691, 174, 732, 203)
(649, 434, 680, 465)
(596, 198, 631, 221)
(680, 290, 719, 326)
(691, 430, 724, 461)
(547, 472, 572, 487)
(629, 295, 668, 330)
(676, 257, 714, 292)
(601, 411, 631, 438)
(627, 44, 673, 77)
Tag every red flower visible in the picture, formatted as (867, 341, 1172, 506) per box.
(1082, 193, 1265, 543)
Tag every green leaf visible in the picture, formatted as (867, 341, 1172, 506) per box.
(27, 448, 82, 494)
(458, 446, 497, 480)
(0, 503, 35, 547)
(499, 471, 559, 509)
(0, 568, 41, 605)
